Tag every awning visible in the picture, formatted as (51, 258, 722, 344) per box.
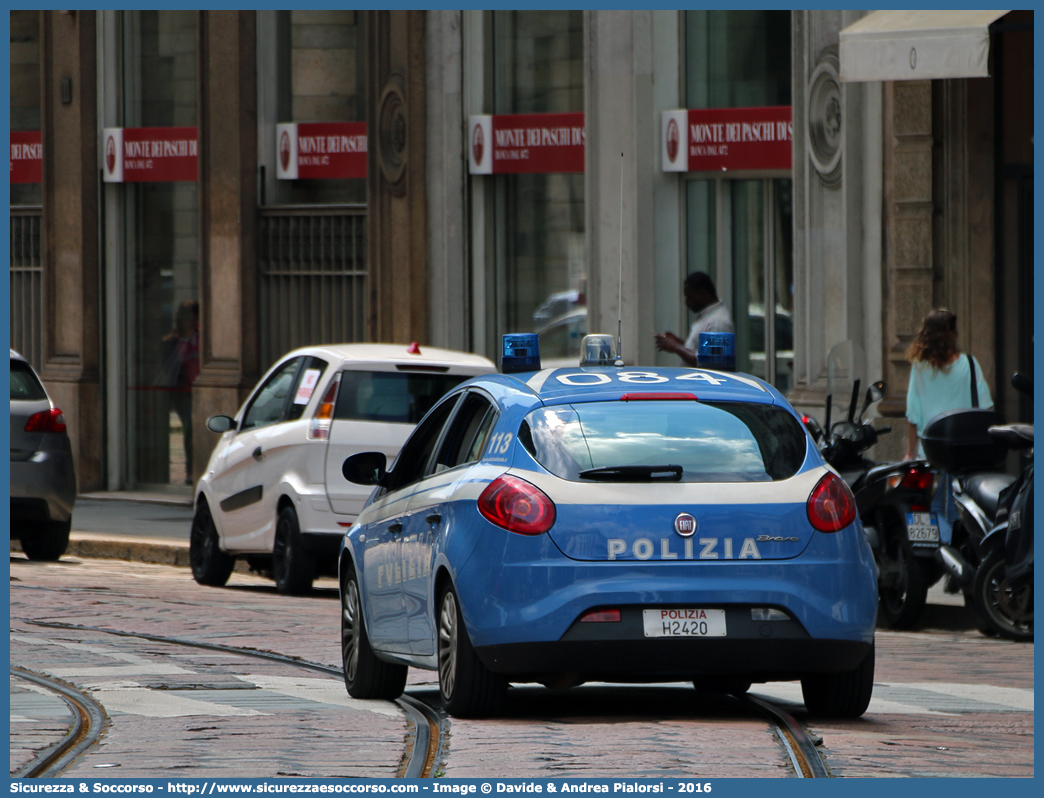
(839, 10, 1010, 82)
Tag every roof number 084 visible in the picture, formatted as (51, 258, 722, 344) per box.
(555, 371, 728, 386)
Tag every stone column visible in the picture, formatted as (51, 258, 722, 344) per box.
(39, 10, 102, 492)
(366, 10, 429, 344)
(584, 10, 656, 366)
(878, 80, 934, 439)
(193, 11, 259, 482)
(426, 10, 469, 352)
(789, 10, 883, 426)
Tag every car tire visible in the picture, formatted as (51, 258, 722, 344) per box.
(878, 535, 928, 630)
(272, 505, 315, 595)
(800, 643, 875, 718)
(973, 549, 1033, 642)
(437, 585, 507, 718)
(189, 500, 234, 587)
(341, 567, 407, 699)
(21, 520, 71, 561)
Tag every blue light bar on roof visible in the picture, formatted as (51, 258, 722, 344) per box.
(501, 333, 541, 374)
(696, 331, 736, 372)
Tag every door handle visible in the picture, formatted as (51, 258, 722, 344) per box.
(425, 512, 442, 525)
(388, 521, 403, 535)
(252, 446, 263, 462)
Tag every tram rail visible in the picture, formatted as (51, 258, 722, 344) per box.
(21, 619, 828, 779)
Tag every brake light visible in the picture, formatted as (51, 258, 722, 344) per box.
(807, 472, 857, 533)
(478, 475, 556, 535)
(620, 393, 697, 401)
(308, 375, 340, 441)
(24, 408, 66, 434)
(899, 467, 934, 492)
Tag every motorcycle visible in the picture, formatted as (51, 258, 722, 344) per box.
(926, 373, 1033, 641)
(818, 377, 940, 629)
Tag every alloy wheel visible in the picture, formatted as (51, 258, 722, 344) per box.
(982, 560, 1033, 637)
(438, 591, 458, 699)
(342, 579, 362, 683)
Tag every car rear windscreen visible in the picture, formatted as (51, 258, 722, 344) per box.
(519, 400, 806, 482)
(10, 360, 48, 402)
(335, 371, 467, 424)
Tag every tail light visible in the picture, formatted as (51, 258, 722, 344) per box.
(24, 408, 66, 434)
(308, 375, 340, 441)
(807, 472, 857, 533)
(899, 467, 934, 492)
(478, 475, 556, 535)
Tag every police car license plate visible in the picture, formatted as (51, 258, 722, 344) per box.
(643, 609, 726, 638)
(906, 512, 940, 543)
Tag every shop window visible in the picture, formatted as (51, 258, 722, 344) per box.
(273, 10, 366, 205)
(122, 10, 200, 489)
(684, 11, 793, 392)
(492, 10, 585, 366)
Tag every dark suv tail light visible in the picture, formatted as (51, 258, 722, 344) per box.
(24, 407, 66, 434)
(807, 472, 857, 533)
(478, 475, 556, 535)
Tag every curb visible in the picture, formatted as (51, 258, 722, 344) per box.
(11, 534, 251, 573)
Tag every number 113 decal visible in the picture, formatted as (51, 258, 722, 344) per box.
(486, 432, 513, 456)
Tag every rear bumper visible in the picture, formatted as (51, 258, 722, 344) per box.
(10, 451, 76, 525)
(475, 637, 872, 682)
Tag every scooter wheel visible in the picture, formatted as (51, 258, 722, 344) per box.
(878, 538, 928, 630)
(973, 549, 1033, 642)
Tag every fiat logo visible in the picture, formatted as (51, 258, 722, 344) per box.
(666, 118, 679, 163)
(279, 130, 291, 172)
(674, 512, 697, 537)
(472, 123, 484, 166)
(106, 136, 116, 174)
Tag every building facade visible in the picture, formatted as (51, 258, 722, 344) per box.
(10, 9, 1032, 496)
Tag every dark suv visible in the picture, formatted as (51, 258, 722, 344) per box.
(10, 350, 76, 560)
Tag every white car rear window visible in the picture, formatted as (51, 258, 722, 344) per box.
(335, 371, 467, 424)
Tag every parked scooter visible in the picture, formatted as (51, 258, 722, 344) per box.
(818, 379, 940, 629)
(926, 373, 1033, 641)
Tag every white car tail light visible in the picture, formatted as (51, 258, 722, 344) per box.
(308, 375, 340, 441)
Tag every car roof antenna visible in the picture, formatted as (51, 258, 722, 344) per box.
(615, 151, 625, 367)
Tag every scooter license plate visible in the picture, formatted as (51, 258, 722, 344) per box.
(907, 512, 940, 544)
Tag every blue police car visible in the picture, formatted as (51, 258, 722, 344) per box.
(338, 335, 878, 719)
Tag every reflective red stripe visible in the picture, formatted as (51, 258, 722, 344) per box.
(619, 393, 698, 401)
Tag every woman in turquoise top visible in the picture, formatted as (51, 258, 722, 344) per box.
(905, 309, 993, 543)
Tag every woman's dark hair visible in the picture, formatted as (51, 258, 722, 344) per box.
(907, 308, 958, 369)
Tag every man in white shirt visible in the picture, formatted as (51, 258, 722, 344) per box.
(654, 272, 734, 367)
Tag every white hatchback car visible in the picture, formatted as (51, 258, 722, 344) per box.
(191, 343, 496, 593)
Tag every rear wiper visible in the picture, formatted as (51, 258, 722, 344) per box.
(578, 464, 683, 482)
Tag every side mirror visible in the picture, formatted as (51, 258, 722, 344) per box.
(343, 452, 388, 486)
(857, 381, 886, 421)
(206, 415, 236, 433)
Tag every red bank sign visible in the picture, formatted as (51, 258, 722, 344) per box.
(276, 122, 367, 180)
(11, 130, 42, 184)
(662, 107, 792, 173)
(103, 127, 198, 183)
(469, 113, 585, 174)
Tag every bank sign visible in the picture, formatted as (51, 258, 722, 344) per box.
(662, 107, 792, 173)
(276, 122, 367, 180)
(469, 113, 585, 174)
(103, 127, 198, 183)
(10, 131, 42, 184)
